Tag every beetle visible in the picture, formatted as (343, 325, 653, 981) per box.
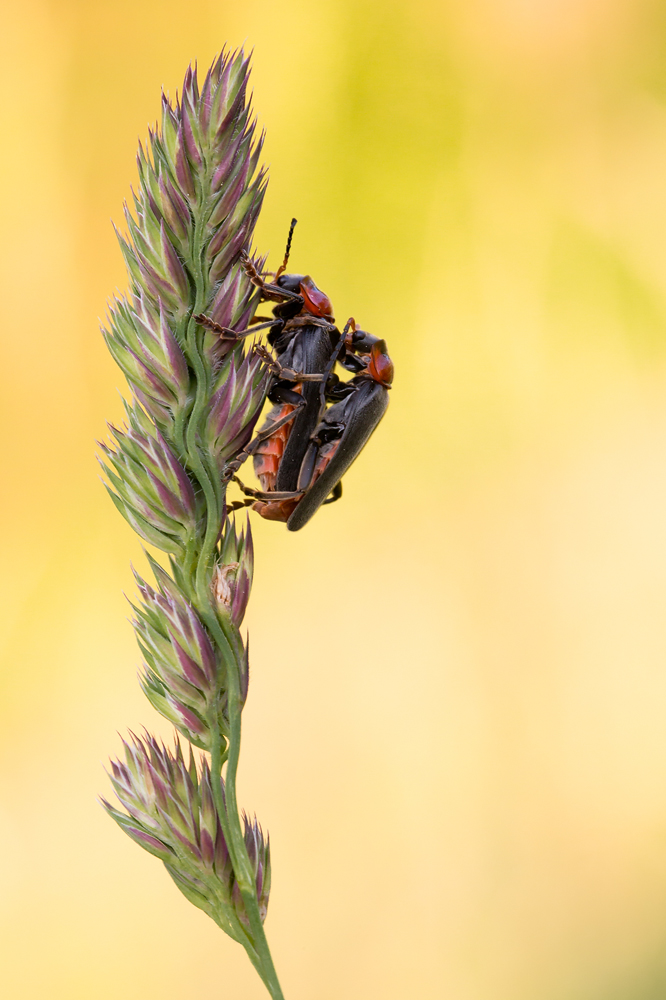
(197, 220, 393, 528)
(230, 336, 394, 531)
(197, 220, 345, 487)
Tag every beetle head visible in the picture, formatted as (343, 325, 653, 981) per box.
(298, 275, 335, 321)
(275, 272, 334, 320)
(366, 340, 394, 387)
(346, 325, 380, 354)
(276, 272, 305, 294)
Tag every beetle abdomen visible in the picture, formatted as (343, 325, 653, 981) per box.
(253, 401, 297, 491)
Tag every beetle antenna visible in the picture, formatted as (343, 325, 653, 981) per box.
(275, 218, 297, 279)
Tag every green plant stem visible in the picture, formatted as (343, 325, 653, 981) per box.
(174, 402, 189, 459)
(227, 698, 285, 998)
(210, 889, 268, 985)
(184, 204, 228, 597)
(181, 198, 284, 999)
(206, 614, 285, 1000)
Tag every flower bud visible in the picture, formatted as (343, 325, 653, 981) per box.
(232, 814, 271, 927)
(213, 515, 254, 627)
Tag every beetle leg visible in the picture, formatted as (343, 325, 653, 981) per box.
(338, 352, 367, 374)
(261, 282, 303, 302)
(315, 318, 353, 420)
(254, 344, 329, 384)
(222, 399, 306, 481)
(194, 313, 281, 340)
(268, 382, 305, 407)
(240, 251, 303, 303)
(226, 498, 255, 512)
(322, 480, 343, 506)
(282, 369, 329, 382)
(231, 475, 304, 502)
(328, 382, 358, 402)
(226, 319, 281, 338)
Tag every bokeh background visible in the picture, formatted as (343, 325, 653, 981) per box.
(3, 0, 666, 997)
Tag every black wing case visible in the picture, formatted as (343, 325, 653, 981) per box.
(286, 380, 389, 532)
(275, 325, 336, 491)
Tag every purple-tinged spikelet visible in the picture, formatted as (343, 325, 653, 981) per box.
(205, 348, 269, 469)
(203, 256, 266, 368)
(103, 734, 271, 931)
(103, 294, 190, 433)
(103, 49, 267, 440)
(108, 51, 266, 355)
(232, 814, 271, 927)
(131, 554, 232, 750)
(99, 402, 199, 554)
(213, 516, 254, 628)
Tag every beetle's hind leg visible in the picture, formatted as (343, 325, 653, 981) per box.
(222, 400, 306, 482)
(226, 497, 255, 513)
(322, 480, 343, 506)
(194, 313, 282, 341)
(231, 475, 304, 503)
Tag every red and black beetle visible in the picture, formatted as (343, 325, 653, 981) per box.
(248, 264, 339, 494)
(234, 335, 394, 530)
(203, 220, 394, 529)
(197, 220, 342, 493)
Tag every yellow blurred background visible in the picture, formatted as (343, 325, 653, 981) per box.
(3, 0, 666, 997)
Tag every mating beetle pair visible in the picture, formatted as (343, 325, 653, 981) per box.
(195, 220, 394, 531)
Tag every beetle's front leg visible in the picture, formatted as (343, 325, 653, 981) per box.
(194, 313, 282, 341)
(240, 251, 303, 304)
